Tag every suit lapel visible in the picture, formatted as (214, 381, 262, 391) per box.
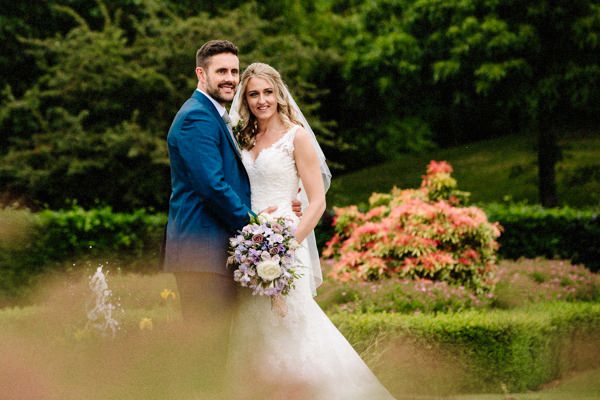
(192, 91, 242, 159)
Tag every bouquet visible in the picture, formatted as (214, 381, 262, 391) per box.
(227, 214, 302, 316)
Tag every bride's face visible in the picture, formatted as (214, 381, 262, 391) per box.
(245, 77, 277, 121)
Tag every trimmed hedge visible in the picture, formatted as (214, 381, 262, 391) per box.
(33, 206, 165, 262)
(0, 207, 165, 301)
(484, 203, 599, 272)
(1, 204, 598, 300)
(330, 302, 600, 394)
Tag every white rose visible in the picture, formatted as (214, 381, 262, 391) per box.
(256, 214, 268, 225)
(256, 260, 282, 281)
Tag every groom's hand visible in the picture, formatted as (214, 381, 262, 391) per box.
(259, 205, 278, 215)
(292, 199, 302, 218)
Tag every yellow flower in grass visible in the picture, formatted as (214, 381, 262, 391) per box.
(73, 327, 91, 341)
(160, 288, 176, 301)
(139, 317, 153, 331)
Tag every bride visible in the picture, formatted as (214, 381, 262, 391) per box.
(227, 63, 394, 400)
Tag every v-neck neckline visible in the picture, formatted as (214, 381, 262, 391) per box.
(245, 126, 296, 165)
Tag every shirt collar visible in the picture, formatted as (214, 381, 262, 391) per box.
(196, 89, 226, 117)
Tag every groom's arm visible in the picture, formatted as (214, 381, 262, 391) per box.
(176, 108, 252, 231)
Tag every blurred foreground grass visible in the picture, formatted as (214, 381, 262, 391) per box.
(454, 368, 600, 399)
(1, 260, 599, 399)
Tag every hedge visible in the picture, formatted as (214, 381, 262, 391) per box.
(1, 204, 598, 300)
(330, 302, 600, 394)
(484, 203, 599, 272)
(0, 207, 165, 301)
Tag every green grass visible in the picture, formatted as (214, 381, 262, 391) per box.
(452, 368, 600, 399)
(327, 134, 600, 208)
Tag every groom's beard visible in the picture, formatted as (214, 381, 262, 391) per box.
(207, 80, 237, 104)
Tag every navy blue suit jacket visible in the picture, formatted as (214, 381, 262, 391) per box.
(164, 90, 253, 275)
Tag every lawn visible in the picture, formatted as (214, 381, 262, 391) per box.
(327, 133, 600, 208)
(453, 368, 600, 400)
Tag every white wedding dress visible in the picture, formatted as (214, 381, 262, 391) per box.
(228, 125, 394, 399)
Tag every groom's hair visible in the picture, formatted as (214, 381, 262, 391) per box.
(196, 40, 238, 69)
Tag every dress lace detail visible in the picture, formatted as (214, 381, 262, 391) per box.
(230, 125, 394, 399)
(241, 125, 300, 217)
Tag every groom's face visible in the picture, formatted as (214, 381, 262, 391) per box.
(196, 53, 240, 105)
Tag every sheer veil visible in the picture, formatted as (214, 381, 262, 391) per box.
(230, 83, 332, 296)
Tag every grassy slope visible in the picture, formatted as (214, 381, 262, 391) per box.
(327, 134, 600, 208)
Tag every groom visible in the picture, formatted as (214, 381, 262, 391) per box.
(164, 40, 300, 325)
(164, 39, 252, 324)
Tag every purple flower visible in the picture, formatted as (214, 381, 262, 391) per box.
(268, 233, 284, 245)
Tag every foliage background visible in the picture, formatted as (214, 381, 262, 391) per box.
(1, 0, 598, 210)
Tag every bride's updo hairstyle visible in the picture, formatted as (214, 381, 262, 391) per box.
(236, 63, 302, 149)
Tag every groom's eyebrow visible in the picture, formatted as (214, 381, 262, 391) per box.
(215, 67, 239, 74)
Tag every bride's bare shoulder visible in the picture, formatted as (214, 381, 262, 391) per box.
(292, 125, 318, 158)
(292, 125, 309, 142)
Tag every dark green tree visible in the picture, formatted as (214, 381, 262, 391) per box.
(403, 0, 600, 206)
(0, 1, 339, 210)
(335, 0, 599, 206)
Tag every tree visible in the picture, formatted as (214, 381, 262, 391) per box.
(0, 1, 340, 210)
(336, 0, 599, 205)
(403, 0, 600, 206)
(334, 0, 435, 165)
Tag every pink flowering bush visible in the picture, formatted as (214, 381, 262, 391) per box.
(323, 161, 501, 292)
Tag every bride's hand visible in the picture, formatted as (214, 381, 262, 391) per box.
(259, 205, 278, 215)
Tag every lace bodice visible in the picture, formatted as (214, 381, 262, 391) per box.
(241, 125, 301, 216)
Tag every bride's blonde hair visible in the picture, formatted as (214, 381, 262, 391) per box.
(235, 63, 301, 149)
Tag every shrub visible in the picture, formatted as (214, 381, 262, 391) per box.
(484, 203, 600, 272)
(317, 259, 600, 315)
(0, 209, 42, 299)
(491, 259, 600, 308)
(330, 302, 600, 393)
(34, 206, 165, 263)
(317, 204, 599, 273)
(317, 276, 493, 314)
(0, 206, 165, 303)
(323, 161, 501, 292)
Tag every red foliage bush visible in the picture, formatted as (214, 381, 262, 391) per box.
(323, 161, 501, 292)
